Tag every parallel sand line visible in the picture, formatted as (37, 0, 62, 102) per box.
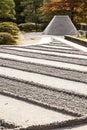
(22, 46, 85, 55)
(31, 44, 82, 52)
(44, 42, 79, 50)
(0, 75, 87, 116)
(0, 66, 87, 96)
(1, 47, 87, 61)
(25, 42, 78, 49)
(0, 52, 87, 73)
(20, 46, 87, 56)
(33, 43, 87, 51)
(0, 37, 87, 128)
(3, 45, 87, 56)
(0, 58, 87, 84)
(0, 48, 87, 66)
(4, 47, 87, 60)
(27, 44, 73, 50)
(37, 44, 73, 49)
(44, 42, 74, 47)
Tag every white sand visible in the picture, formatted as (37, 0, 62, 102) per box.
(40, 44, 73, 49)
(0, 94, 73, 127)
(18, 32, 41, 45)
(0, 52, 87, 72)
(6, 46, 87, 59)
(18, 32, 87, 53)
(0, 66, 87, 96)
(18, 32, 52, 46)
(0, 33, 87, 129)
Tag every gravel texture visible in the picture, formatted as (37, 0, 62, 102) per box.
(22, 45, 87, 55)
(0, 58, 87, 84)
(0, 76, 87, 116)
(0, 48, 87, 66)
(0, 38, 87, 129)
(45, 42, 74, 47)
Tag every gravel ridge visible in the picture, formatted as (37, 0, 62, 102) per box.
(0, 57, 87, 83)
(0, 39, 87, 129)
(22, 46, 87, 55)
(0, 76, 87, 116)
(0, 48, 87, 66)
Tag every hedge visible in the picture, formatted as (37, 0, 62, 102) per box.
(0, 22, 19, 36)
(18, 22, 42, 32)
(0, 32, 16, 45)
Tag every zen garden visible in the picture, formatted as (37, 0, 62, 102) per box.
(0, 0, 87, 130)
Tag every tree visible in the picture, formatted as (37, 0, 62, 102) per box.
(60, 0, 86, 24)
(21, 0, 43, 31)
(43, 0, 51, 3)
(14, 0, 25, 23)
(39, 0, 64, 22)
(0, 0, 16, 21)
(79, 0, 87, 23)
(39, 0, 87, 24)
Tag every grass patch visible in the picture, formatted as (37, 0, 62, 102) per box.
(75, 35, 87, 41)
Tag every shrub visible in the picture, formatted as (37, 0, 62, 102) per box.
(0, 32, 16, 45)
(18, 23, 35, 32)
(18, 22, 42, 32)
(0, 22, 19, 35)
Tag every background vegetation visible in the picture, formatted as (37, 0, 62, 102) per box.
(15, 0, 87, 30)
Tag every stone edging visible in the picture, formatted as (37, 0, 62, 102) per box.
(65, 35, 87, 47)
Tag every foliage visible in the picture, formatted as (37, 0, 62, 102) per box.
(0, 22, 19, 35)
(39, 0, 87, 25)
(14, 0, 50, 24)
(14, 0, 25, 23)
(80, 0, 87, 23)
(0, 32, 16, 45)
(60, 0, 87, 24)
(0, 22, 19, 45)
(39, 0, 63, 23)
(0, 0, 16, 21)
(43, 0, 51, 3)
(18, 23, 35, 32)
(21, 0, 43, 31)
(18, 22, 42, 32)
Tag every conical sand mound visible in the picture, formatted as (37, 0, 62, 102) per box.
(43, 15, 78, 36)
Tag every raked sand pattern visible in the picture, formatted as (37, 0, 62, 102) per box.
(0, 37, 87, 129)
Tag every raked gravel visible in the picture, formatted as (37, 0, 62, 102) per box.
(0, 57, 87, 84)
(38, 44, 73, 49)
(22, 45, 87, 55)
(4, 46, 87, 59)
(0, 35, 87, 128)
(0, 76, 87, 116)
(0, 48, 87, 66)
(0, 52, 87, 72)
